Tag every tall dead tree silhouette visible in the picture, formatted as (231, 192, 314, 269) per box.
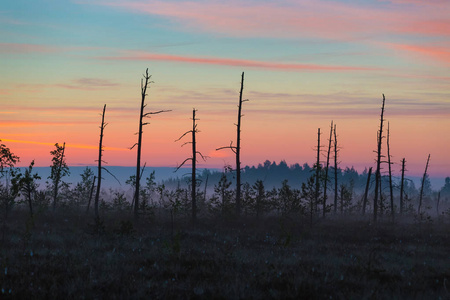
(399, 158, 406, 215)
(418, 154, 431, 215)
(216, 72, 248, 217)
(373, 94, 386, 222)
(175, 109, 207, 225)
(94, 104, 106, 221)
(386, 122, 394, 221)
(362, 167, 373, 215)
(323, 121, 333, 217)
(314, 128, 321, 214)
(333, 124, 339, 214)
(131, 69, 170, 220)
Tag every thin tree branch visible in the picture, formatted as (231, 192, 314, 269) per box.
(143, 109, 172, 117)
(174, 158, 192, 172)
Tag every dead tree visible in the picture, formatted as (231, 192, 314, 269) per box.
(323, 121, 333, 217)
(131, 68, 170, 220)
(362, 167, 373, 215)
(333, 124, 339, 214)
(387, 122, 394, 221)
(418, 154, 431, 215)
(175, 109, 206, 225)
(86, 175, 96, 213)
(399, 158, 406, 215)
(373, 94, 386, 222)
(314, 128, 321, 214)
(216, 72, 248, 217)
(94, 104, 106, 221)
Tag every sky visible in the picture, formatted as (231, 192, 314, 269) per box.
(1, 0, 449, 180)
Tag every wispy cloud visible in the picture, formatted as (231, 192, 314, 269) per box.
(0, 43, 59, 54)
(89, 0, 450, 40)
(379, 0, 448, 6)
(56, 78, 119, 90)
(0, 138, 127, 151)
(0, 43, 105, 55)
(0, 120, 97, 127)
(386, 43, 450, 65)
(99, 51, 377, 72)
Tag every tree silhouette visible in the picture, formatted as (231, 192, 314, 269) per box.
(386, 122, 394, 221)
(175, 109, 207, 225)
(131, 69, 170, 220)
(314, 128, 321, 214)
(94, 104, 107, 221)
(323, 121, 333, 217)
(399, 158, 406, 215)
(333, 124, 339, 214)
(418, 154, 431, 215)
(362, 167, 372, 215)
(49, 142, 69, 211)
(0, 141, 19, 175)
(373, 94, 386, 222)
(13, 160, 40, 217)
(216, 72, 248, 217)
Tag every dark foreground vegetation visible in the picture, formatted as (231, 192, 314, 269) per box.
(1, 209, 450, 299)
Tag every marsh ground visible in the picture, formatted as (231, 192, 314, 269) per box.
(1, 210, 449, 299)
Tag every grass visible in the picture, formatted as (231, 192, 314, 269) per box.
(1, 209, 450, 299)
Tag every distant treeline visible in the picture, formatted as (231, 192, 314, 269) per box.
(162, 160, 449, 199)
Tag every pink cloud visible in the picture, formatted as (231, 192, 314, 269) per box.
(380, 0, 447, 5)
(100, 51, 377, 72)
(387, 43, 450, 65)
(0, 43, 59, 54)
(398, 20, 450, 37)
(92, 0, 450, 40)
(0, 43, 105, 55)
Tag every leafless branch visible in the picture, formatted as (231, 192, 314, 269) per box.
(216, 141, 237, 153)
(102, 167, 121, 185)
(175, 130, 192, 142)
(174, 158, 192, 172)
(143, 109, 172, 117)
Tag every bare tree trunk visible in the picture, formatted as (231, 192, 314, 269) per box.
(400, 158, 406, 215)
(323, 121, 333, 218)
(418, 154, 431, 215)
(334, 124, 338, 214)
(94, 105, 106, 221)
(373, 94, 386, 223)
(52, 142, 66, 211)
(216, 72, 247, 217)
(134, 70, 151, 220)
(86, 175, 96, 213)
(191, 109, 197, 225)
(379, 177, 383, 216)
(387, 122, 394, 222)
(314, 128, 321, 214)
(235, 72, 245, 217)
(175, 109, 204, 225)
(362, 167, 373, 215)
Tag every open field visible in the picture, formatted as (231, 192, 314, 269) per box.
(1, 209, 449, 299)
